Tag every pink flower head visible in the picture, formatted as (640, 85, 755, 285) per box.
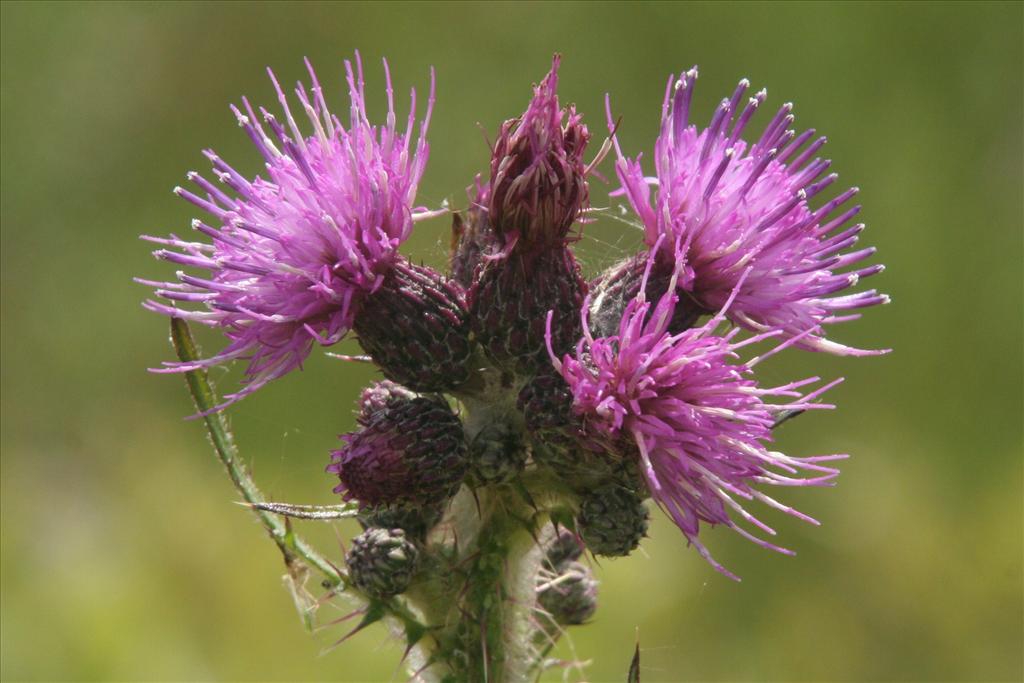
(547, 255, 847, 579)
(611, 67, 888, 356)
(140, 55, 436, 407)
(488, 55, 591, 251)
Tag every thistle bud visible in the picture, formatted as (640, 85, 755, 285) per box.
(357, 503, 443, 543)
(353, 259, 472, 393)
(520, 368, 577, 444)
(537, 561, 598, 625)
(489, 55, 590, 251)
(518, 370, 581, 464)
(328, 393, 468, 508)
(588, 252, 705, 339)
(469, 248, 585, 375)
(346, 527, 420, 600)
(543, 528, 584, 571)
(578, 485, 649, 557)
(468, 421, 528, 484)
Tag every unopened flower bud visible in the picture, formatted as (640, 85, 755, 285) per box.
(537, 561, 598, 625)
(489, 55, 590, 251)
(328, 393, 468, 508)
(578, 485, 649, 557)
(469, 249, 585, 375)
(518, 370, 583, 467)
(588, 252, 704, 339)
(353, 259, 472, 393)
(357, 503, 444, 543)
(468, 422, 528, 484)
(346, 527, 420, 600)
(543, 529, 584, 571)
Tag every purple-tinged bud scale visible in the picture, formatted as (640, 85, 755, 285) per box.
(537, 561, 598, 625)
(353, 259, 472, 393)
(543, 529, 585, 571)
(469, 249, 585, 375)
(488, 55, 590, 252)
(328, 393, 468, 508)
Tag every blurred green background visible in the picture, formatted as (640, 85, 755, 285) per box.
(2, 1, 1021, 681)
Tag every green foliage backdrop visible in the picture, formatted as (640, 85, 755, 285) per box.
(2, 2, 1021, 680)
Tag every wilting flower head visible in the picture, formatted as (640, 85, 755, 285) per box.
(140, 54, 435, 406)
(548, 257, 846, 578)
(488, 55, 591, 251)
(612, 67, 888, 356)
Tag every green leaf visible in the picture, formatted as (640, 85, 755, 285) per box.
(627, 642, 640, 683)
(403, 619, 428, 649)
(247, 501, 360, 520)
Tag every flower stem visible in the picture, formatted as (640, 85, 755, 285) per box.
(169, 318, 346, 586)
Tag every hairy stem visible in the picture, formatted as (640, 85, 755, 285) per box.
(169, 318, 345, 586)
(170, 318, 445, 675)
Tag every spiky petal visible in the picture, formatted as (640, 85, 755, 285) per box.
(141, 55, 436, 407)
(548, 259, 846, 578)
(611, 67, 888, 355)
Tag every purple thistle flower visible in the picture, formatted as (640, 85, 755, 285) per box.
(547, 256, 847, 579)
(610, 67, 888, 356)
(488, 55, 592, 252)
(140, 54, 436, 407)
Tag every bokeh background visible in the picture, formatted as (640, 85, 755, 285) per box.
(2, 2, 1021, 681)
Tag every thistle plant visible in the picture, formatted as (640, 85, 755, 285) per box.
(140, 53, 888, 681)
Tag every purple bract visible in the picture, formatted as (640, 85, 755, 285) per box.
(488, 55, 592, 252)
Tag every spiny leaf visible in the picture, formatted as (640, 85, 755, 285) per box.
(403, 619, 428, 650)
(627, 641, 640, 683)
(245, 501, 360, 520)
(332, 601, 388, 648)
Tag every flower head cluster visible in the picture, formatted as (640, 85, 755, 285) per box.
(549, 256, 846, 578)
(145, 57, 888, 598)
(612, 67, 888, 355)
(488, 55, 591, 252)
(141, 55, 435, 405)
